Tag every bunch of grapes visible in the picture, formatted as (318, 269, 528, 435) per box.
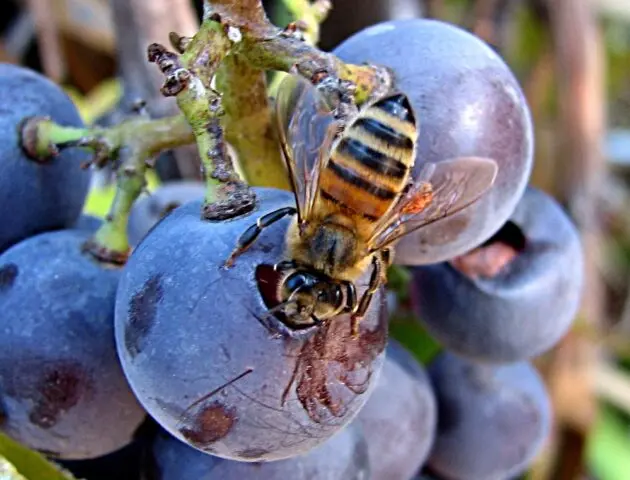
(0, 16, 583, 480)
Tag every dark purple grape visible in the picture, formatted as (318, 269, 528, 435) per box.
(355, 340, 436, 480)
(0, 229, 146, 459)
(114, 187, 388, 462)
(0, 63, 91, 253)
(149, 422, 370, 479)
(333, 19, 533, 264)
(127, 181, 206, 246)
(427, 352, 551, 480)
(411, 187, 583, 363)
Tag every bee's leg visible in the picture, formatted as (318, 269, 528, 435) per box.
(223, 207, 297, 268)
(381, 247, 393, 267)
(351, 255, 383, 337)
(380, 247, 393, 283)
(343, 281, 358, 313)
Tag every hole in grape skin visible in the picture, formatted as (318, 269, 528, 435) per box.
(0, 263, 18, 291)
(256, 266, 387, 423)
(450, 221, 526, 280)
(254, 264, 315, 332)
(483, 221, 527, 251)
(255, 264, 282, 311)
(125, 274, 164, 358)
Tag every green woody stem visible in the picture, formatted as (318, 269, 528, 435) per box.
(216, 55, 290, 190)
(19, 0, 395, 264)
(21, 112, 195, 264)
(85, 158, 146, 265)
(149, 15, 256, 220)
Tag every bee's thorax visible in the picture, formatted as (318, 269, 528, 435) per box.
(286, 215, 368, 281)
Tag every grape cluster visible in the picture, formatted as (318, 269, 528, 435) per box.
(0, 16, 583, 480)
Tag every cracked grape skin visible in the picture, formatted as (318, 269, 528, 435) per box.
(426, 352, 551, 480)
(410, 187, 584, 363)
(114, 187, 388, 462)
(149, 423, 370, 479)
(0, 63, 91, 253)
(0, 229, 146, 459)
(355, 340, 437, 480)
(333, 19, 533, 265)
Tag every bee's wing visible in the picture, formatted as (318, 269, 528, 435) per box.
(275, 74, 337, 223)
(367, 157, 498, 253)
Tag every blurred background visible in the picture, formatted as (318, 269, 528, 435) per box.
(2, 0, 629, 479)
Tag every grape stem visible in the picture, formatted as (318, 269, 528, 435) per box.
(147, 24, 257, 221)
(22, 111, 195, 264)
(19, 0, 392, 264)
(266, 0, 332, 98)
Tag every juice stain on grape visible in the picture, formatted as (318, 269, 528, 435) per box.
(179, 402, 236, 448)
(281, 297, 388, 424)
(125, 274, 164, 358)
(0, 263, 18, 291)
(29, 361, 92, 429)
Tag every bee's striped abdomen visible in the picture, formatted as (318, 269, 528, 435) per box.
(318, 93, 417, 221)
(354, 118, 414, 150)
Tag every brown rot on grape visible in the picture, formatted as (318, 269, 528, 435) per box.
(0, 229, 146, 459)
(114, 188, 388, 462)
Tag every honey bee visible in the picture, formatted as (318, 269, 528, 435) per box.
(224, 74, 498, 335)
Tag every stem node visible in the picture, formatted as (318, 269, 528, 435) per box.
(20, 116, 60, 163)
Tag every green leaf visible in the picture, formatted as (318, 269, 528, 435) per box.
(0, 433, 76, 480)
(389, 313, 442, 365)
(386, 265, 412, 303)
(587, 404, 630, 480)
(0, 456, 28, 480)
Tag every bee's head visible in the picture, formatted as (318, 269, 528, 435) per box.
(279, 270, 345, 327)
(255, 264, 346, 330)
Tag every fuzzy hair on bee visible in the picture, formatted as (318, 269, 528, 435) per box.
(224, 74, 498, 336)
